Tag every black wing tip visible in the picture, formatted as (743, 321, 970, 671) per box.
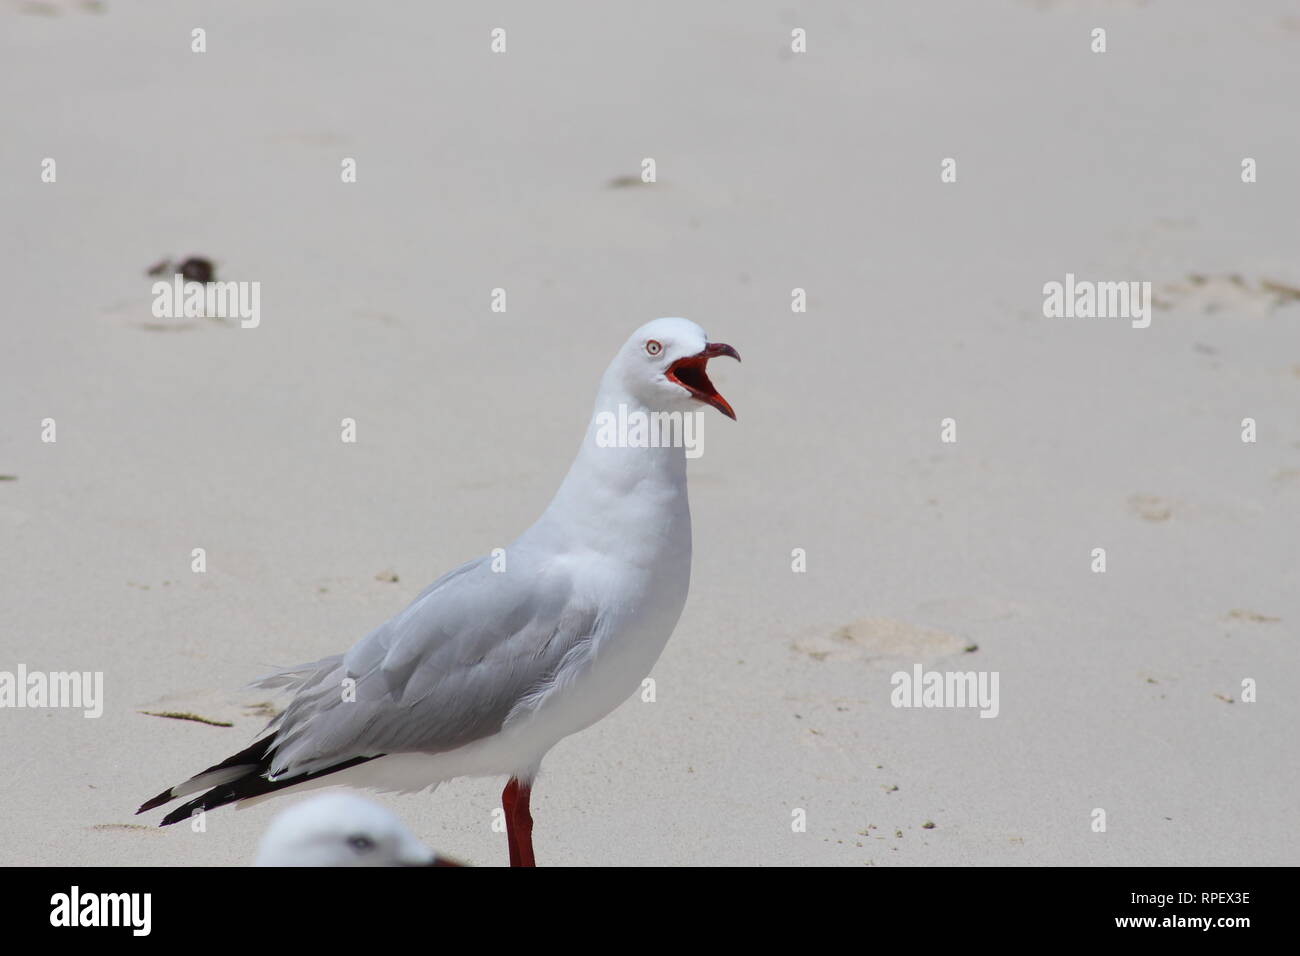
(148, 753, 385, 828)
(157, 782, 247, 826)
(136, 789, 175, 815)
(160, 800, 203, 827)
(136, 736, 280, 821)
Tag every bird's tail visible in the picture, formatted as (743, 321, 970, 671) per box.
(136, 735, 275, 822)
(136, 654, 378, 826)
(136, 735, 381, 827)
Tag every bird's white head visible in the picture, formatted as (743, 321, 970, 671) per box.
(606, 317, 741, 420)
(253, 792, 454, 867)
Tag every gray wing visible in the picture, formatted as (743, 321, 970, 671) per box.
(254, 553, 602, 778)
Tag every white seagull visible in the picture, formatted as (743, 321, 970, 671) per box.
(138, 317, 740, 866)
(254, 793, 462, 867)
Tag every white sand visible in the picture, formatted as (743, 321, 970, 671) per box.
(1, 0, 1297, 866)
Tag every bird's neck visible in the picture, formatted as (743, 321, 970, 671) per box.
(535, 383, 692, 552)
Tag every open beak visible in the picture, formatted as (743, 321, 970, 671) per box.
(666, 342, 741, 420)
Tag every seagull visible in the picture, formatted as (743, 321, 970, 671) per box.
(137, 317, 740, 866)
(254, 792, 462, 866)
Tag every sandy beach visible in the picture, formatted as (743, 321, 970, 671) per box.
(1, 0, 1297, 866)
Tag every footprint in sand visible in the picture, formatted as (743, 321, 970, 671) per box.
(1153, 274, 1300, 316)
(1224, 609, 1280, 623)
(1129, 494, 1175, 522)
(794, 618, 967, 664)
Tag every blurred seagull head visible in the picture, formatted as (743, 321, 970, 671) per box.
(254, 792, 460, 867)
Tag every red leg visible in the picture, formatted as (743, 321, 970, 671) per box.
(501, 777, 535, 867)
(501, 778, 521, 864)
(499, 780, 520, 863)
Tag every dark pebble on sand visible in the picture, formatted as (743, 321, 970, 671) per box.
(179, 257, 216, 283)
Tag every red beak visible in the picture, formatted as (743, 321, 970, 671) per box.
(666, 342, 741, 420)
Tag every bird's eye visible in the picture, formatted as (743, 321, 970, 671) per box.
(347, 835, 376, 853)
(645, 340, 662, 356)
